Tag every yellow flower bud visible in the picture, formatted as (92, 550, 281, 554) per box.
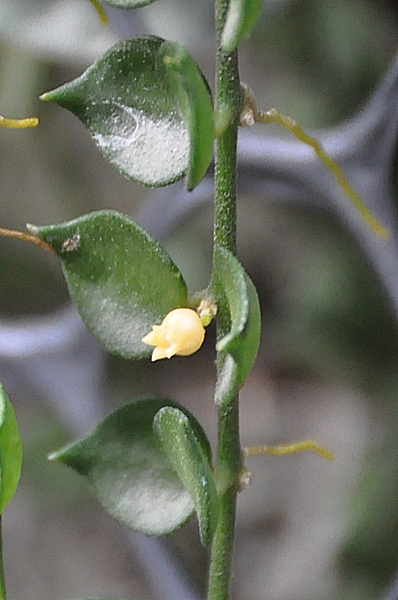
(142, 308, 206, 361)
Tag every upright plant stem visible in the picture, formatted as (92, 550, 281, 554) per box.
(213, 2, 240, 255)
(0, 517, 7, 600)
(207, 399, 241, 600)
(208, 2, 241, 599)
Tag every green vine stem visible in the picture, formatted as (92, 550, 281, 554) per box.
(208, 400, 241, 600)
(213, 7, 240, 255)
(208, 1, 242, 599)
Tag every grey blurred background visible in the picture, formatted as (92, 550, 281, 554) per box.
(1, 1, 398, 599)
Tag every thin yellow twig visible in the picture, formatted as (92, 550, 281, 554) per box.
(0, 227, 54, 254)
(243, 439, 334, 461)
(0, 115, 38, 129)
(241, 85, 388, 239)
(88, 0, 108, 24)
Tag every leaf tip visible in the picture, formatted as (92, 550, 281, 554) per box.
(26, 223, 38, 234)
(186, 180, 195, 192)
(39, 86, 68, 105)
(39, 92, 51, 102)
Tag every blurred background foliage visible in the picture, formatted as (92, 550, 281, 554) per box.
(1, 1, 398, 599)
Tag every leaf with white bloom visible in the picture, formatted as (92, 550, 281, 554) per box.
(41, 37, 213, 189)
(32, 210, 188, 359)
(49, 399, 212, 537)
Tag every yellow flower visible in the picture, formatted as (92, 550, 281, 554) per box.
(142, 308, 206, 361)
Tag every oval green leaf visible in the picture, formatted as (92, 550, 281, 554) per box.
(31, 210, 188, 359)
(221, 0, 262, 53)
(49, 398, 212, 537)
(212, 246, 261, 405)
(159, 41, 214, 190)
(40, 37, 213, 188)
(0, 384, 22, 513)
(153, 406, 218, 547)
(40, 38, 187, 187)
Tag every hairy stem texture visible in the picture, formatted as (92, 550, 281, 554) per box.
(208, 1, 242, 599)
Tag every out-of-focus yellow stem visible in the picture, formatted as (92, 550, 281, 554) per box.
(89, 0, 108, 23)
(263, 109, 388, 238)
(241, 85, 389, 239)
(0, 115, 38, 129)
(0, 227, 54, 254)
(243, 439, 334, 461)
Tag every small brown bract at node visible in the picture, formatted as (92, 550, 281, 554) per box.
(61, 231, 81, 253)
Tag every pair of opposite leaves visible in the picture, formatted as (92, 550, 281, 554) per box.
(32, 210, 261, 547)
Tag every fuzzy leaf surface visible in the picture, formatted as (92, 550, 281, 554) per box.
(0, 384, 22, 512)
(212, 246, 261, 405)
(49, 399, 212, 537)
(153, 406, 218, 546)
(41, 37, 212, 188)
(33, 210, 187, 359)
(221, 0, 262, 52)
